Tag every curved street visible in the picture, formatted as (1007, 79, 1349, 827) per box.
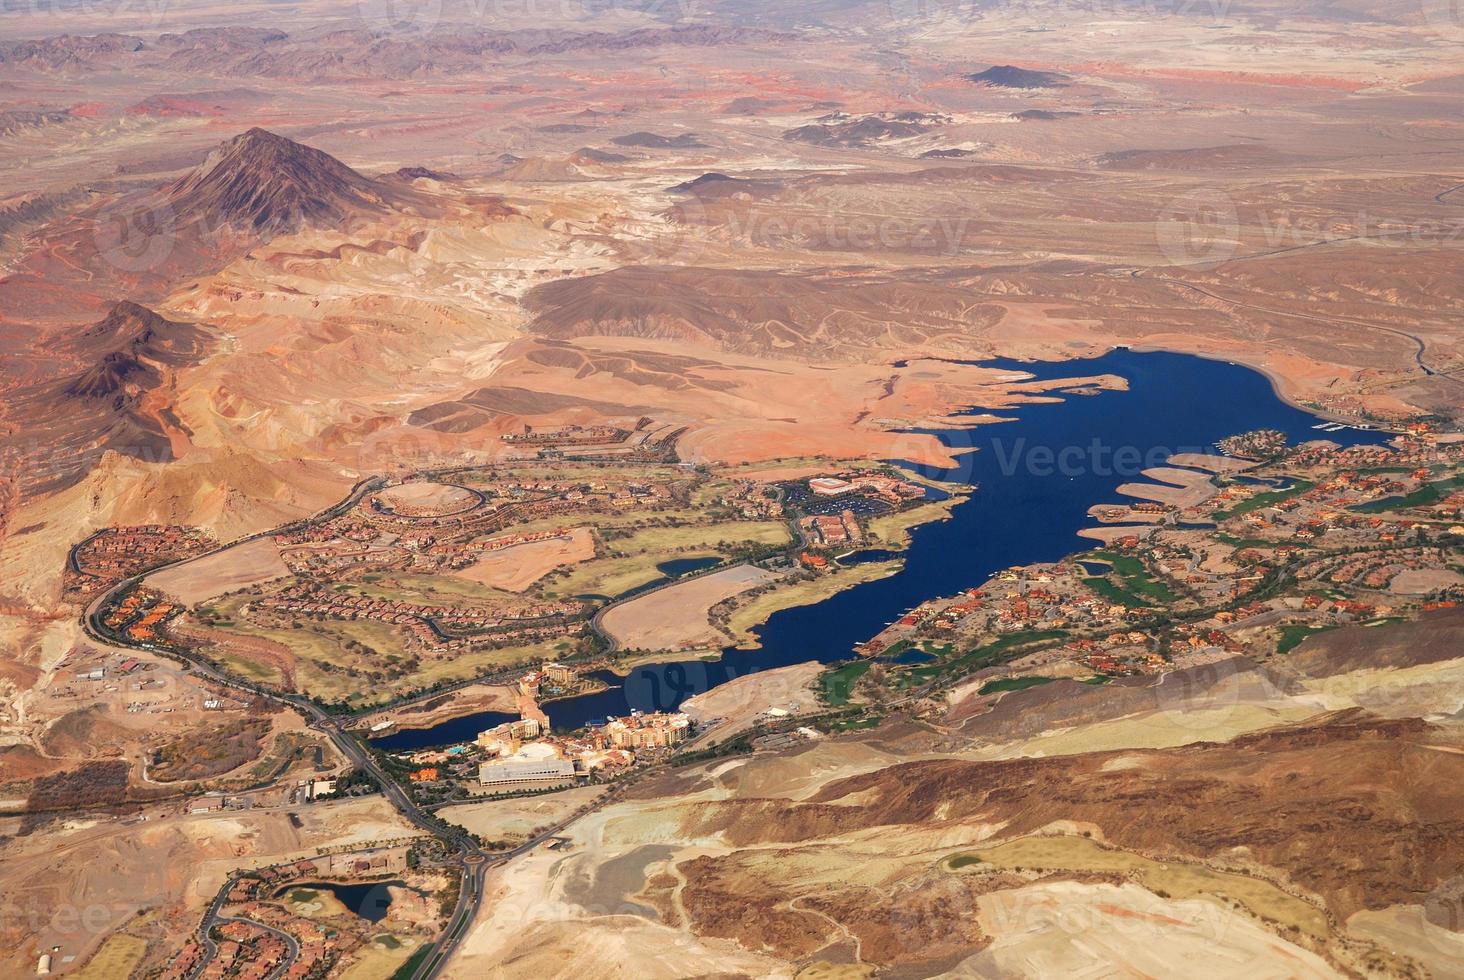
(76, 471, 635, 980)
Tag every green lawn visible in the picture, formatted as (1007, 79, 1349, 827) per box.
(819, 660, 872, 705)
(1275, 623, 1336, 655)
(1081, 550, 1182, 606)
(607, 521, 790, 556)
(1083, 577, 1149, 608)
(389, 945, 434, 980)
(547, 518, 790, 600)
(865, 497, 962, 548)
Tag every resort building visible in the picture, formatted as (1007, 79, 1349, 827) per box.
(602, 711, 690, 750)
(478, 743, 577, 791)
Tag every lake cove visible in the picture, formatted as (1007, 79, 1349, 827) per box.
(377, 350, 1389, 741)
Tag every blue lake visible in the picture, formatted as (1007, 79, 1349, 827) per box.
(375, 350, 1389, 745)
(286, 880, 403, 923)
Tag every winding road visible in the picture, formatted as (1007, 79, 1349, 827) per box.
(75, 475, 493, 977)
(1135, 169, 1464, 392)
(77, 471, 637, 980)
(1142, 272, 1461, 388)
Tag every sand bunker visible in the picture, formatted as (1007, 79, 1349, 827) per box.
(146, 537, 290, 606)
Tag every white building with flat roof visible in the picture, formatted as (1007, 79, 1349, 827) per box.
(809, 477, 854, 496)
(478, 757, 576, 788)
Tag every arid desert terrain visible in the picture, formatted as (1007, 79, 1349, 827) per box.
(1, 0, 1463, 976)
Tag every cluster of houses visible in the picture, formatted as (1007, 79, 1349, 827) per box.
(102, 588, 180, 645)
(723, 479, 786, 519)
(275, 476, 674, 582)
(502, 423, 628, 446)
(163, 850, 418, 980)
(856, 439, 1463, 691)
(64, 524, 215, 597)
(801, 509, 863, 548)
(254, 587, 587, 653)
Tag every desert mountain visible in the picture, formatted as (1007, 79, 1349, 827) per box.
(965, 65, 1070, 88)
(569, 147, 632, 164)
(611, 131, 707, 149)
(166, 128, 395, 237)
(10, 303, 207, 495)
(0, 32, 143, 69)
(0, 26, 785, 79)
(667, 172, 737, 192)
(523, 266, 1002, 357)
(0, 107, 71, 137)
(386, 166, 456, 182)
(783, 111, 951, 147)
(65, 301, 208, 390)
